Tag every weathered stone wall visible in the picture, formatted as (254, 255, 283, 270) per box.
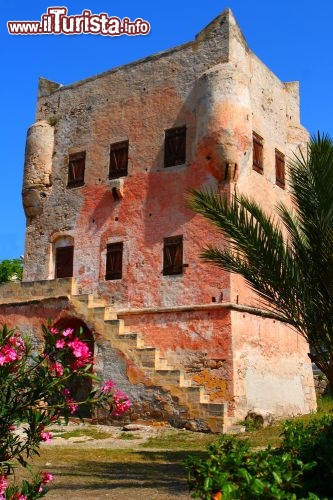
(14, 8, 317, 422)
(231, 310, 316, 419)
(119, 306, 233, 402)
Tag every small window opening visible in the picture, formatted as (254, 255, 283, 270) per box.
(105, 242, 123, 280)
(164, 126, 186, 168)
(163, 235, 183, 275)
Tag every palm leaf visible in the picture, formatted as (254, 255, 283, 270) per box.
(187, 133, 333, 383)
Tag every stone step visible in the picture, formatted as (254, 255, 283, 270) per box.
(156, 357, 175, 370)
(72, 298, 228, 433)
(137, 347, 160, 368)
(118, 332, 145, 349)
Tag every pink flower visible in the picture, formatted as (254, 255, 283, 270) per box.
(40, 431, 53, 442)
(68, 338, 91, 359)
(62, 327, 74, 337)
(55, 338, 65, 349)
(0, 343, 22, 365)
(68, 402, 78, 414)
(4, 346, 19, 363)
(9, 333, 26, 352)
(41, 472, 54, 484)
(102, 379, 115, 393)
(8, 425, 16, 431)
(62, 388, 78, 414)
(0, 475, 8, 495)
(50, 327, 59, 335)
(18, 495, 28, 500)
(48, 359, 64, 377)
(111, 389, 131, 417)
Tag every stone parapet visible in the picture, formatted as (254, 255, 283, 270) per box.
(0, 278, 75, 304)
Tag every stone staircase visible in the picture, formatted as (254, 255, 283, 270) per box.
(71, 293, 229, 433)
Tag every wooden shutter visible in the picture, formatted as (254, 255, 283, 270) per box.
(252, 133, 263, 173)
(275, 150, 285, 188)
(67, 152, 85, 187)
(109, 141, 128, 179)
(163, 236, 183, 275)
(164, 126, 186, 168)
(55, 246, 74, 278)
(105, 242, 123, 280)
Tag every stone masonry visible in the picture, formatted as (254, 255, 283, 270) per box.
(0, 9, 316, 431)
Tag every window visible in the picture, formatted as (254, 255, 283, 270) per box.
(67, 152, 85, 187)
(55, 246, 74, 278)
(164, 126, 186, 168)
(105, 242, 123, 280)
(163, 236, 183, 276)
(109, 141, 128, 179)
(275, 149, 285, 189)
(252, 132, 263, 174)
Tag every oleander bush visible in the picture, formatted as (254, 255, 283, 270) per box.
(0, 323, 130, 499)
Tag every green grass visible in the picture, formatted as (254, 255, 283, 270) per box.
(52, 428, 112, 440)
(118, 432, 140, 440)
(142, 430, 218, 450)
(11, 396, 333, 497)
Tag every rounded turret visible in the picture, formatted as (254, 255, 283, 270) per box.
(22, 120, 54, 218)
(195, 62, 252, 182)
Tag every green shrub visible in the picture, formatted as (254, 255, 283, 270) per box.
(0, 258, 23, 283)
(185, 436, 318, 499)
(185, 416, 333, 499)
(281, 415, 333, 498)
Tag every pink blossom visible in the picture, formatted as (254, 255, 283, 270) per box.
(62, 388, 79, 414)
(4, 346, 19, 362)
(8, 425, 16, 431)
(68, 338, 91, 359)
(40, 431, 53, 442)
(111, 389, 131, 417)
(68, 402, 78, 414)
(9, 333, 26, 352)
(55, 338, 65, 349)
(0, 342, 23, 365)
(62, 327, 74, 337)
(50, 327, 59, 335)
(102, 379, 115, 393)
(41, 472, 54, 484)
(0, 475, 8, 495)
(18, 495, 28, 500)
(50, 360, 63, 377)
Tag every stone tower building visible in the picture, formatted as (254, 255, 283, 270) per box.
(0, 9, 316, 431)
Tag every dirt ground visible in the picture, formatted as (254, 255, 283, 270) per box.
(38, 422, 195, 499)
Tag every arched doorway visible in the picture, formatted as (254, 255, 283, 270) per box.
(54, 317, 94, 418)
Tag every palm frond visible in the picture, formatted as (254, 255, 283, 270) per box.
(187, 133, 333, 378)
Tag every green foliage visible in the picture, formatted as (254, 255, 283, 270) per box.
(185, 415, 333, 499)
(187, 133, 333, 390)
(0, 259, 23, 283)
(281, 415, 333, 498)
(46, 115, 60, 127)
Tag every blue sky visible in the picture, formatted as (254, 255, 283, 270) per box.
(1, 1, 332, 261)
